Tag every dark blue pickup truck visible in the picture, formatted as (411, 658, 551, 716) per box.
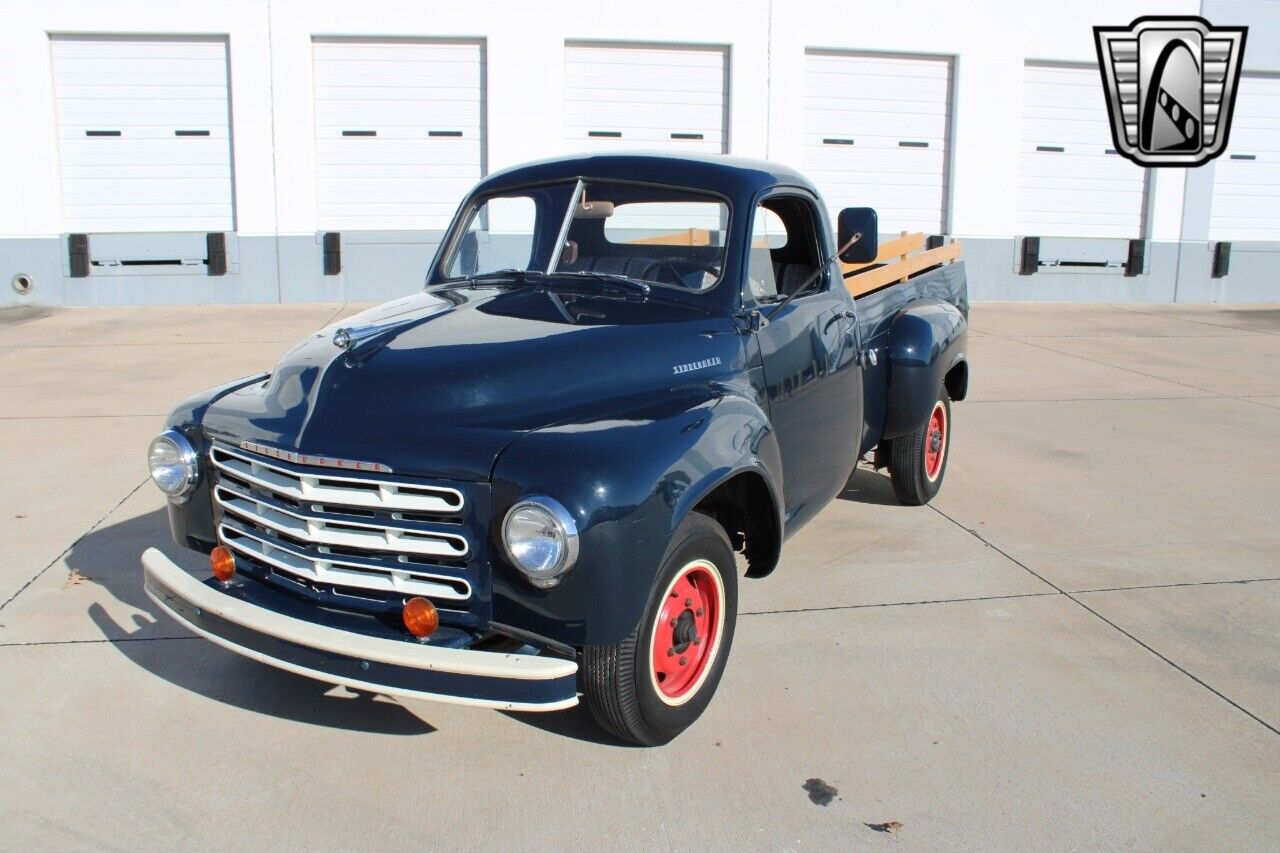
(142, 152, 969, 745)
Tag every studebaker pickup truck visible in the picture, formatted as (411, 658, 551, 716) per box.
(142, 152, 969, 745)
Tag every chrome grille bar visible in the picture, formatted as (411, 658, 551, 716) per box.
(219, 523, 471, 601)
(211, 445, 463, 515)
(209, 441, 477, 607)
(214, 482, 468, 559)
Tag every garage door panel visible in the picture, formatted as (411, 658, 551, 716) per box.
(563, 44, 727, 155)
(805, 81, 951, 105)
(1017, 189, 1146, 212)
(805, 148, 945, 173)
(564, 89, 724, 109)
(1016, 63, 1146, 238)
(1210, 75, 1280, 241)
(66, 203, 233, 230)
(315, 86, 481, 104)
(51, 36, 235, 233)
(803, 111, 947, 137)
(314, 39, 484, 231)
(51, 57, 228, 78)
(802, 51, 952, 234)
(316, 164, 480, 180)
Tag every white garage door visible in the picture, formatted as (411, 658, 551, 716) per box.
(802, 52, 952, 235)
(1210, 74, 1280, 241)
(314, 40, 484, 231)
(50, 36, 234, 233)
(1017, 64, 1147, 239)
(564, 44, 727, 155)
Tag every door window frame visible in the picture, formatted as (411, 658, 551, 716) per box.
(741, 188, 832, 308)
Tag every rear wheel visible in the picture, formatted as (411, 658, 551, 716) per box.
(580, 512, 737, 746)
(888, 393, 950, 505)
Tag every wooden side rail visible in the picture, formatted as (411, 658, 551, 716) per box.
(842, 231, 962, 297)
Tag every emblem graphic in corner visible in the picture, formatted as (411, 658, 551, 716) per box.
(1094, 16, 1247, 167)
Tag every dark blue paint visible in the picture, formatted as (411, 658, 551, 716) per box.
(163, 152, 968, 652)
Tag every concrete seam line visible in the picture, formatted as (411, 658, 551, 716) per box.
(980, 330, 1226, 399)
(323, 302, 350, 327)
(1071, 577, 1280, 595)
(929, 505, 1280, 739)
(0, 477, 149, 615)
(1108, 304, 1279, 338)
(967, 396, 1220, 405)
(0, 414, 170, 421)
(0, 341, 306, 349)
(982, 330, 1280, 413)
(0, 636, 201, 649)
(740, 590, 1058, 617)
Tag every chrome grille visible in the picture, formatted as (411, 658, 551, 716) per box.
(209, 443, 477, 609)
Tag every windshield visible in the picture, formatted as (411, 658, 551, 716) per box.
(439, 180, 730, 292)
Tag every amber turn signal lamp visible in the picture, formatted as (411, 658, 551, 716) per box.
(403, 597, 439, 639)
(210, 545, 236, 583)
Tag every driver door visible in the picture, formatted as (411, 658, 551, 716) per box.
(746, 195, 862, 529)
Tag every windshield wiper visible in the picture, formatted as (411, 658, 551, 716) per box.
(547, 270, 651, 296)
(430, 269, 547, 291)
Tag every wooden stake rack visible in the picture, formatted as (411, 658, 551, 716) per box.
(841, 232, 962, 298)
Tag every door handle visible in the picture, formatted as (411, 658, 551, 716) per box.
(824, 309, 858, 334)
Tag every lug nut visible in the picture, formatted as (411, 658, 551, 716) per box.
(679, 656, 687, 666)
(696, 608, 704, 617)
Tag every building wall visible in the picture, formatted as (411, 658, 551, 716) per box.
(0, 0, 1275, 307)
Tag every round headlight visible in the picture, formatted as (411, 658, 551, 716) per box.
(148, 429, 199, 499)
(502, 496, 579, 588)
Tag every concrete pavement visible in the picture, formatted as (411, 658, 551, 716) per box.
(0, 302, 1277, 850)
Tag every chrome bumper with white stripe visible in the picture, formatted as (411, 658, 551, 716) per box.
(141, 548, 579, 712)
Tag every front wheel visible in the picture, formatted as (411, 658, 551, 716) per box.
(888, 393, 951, 505)
(580, 511, 737, 746)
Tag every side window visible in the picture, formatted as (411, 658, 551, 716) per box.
(747, 206, 788, 302)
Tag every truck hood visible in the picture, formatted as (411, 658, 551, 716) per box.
(200, 286, 742, 481)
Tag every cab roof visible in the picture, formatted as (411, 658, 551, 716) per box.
(471, 152, 819, 200)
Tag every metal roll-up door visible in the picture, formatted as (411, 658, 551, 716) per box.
(564, 44, 727, 154)
(802, 51, 952, 234)
(1210, 74, 1280, 241)
(313, 39, 484, 231)
(50, 36, 234, 233)
(1017, 64, 1147, 239)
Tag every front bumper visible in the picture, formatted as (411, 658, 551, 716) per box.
(141, 548, 578, 712)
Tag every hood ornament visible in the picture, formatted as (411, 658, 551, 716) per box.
(331, 322, 402, 351)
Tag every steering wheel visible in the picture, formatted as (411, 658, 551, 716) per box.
(648, 256, 722, 289)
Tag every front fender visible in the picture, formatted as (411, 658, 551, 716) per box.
(489, 386, 780, 646)
(882, 301, 967, 439)
(163, 372, 271, 551)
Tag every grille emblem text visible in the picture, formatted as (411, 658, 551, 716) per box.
(239, 441, 392, 473)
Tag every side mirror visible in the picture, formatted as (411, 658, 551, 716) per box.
(837, 208, 878, 264)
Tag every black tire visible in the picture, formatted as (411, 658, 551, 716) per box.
(888, 393, 951, 506)
(580, 511, 738, 746)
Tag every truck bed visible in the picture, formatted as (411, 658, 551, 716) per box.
(848, 257, 968, 457)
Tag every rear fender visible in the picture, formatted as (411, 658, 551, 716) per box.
(489, 388, 781, 646)
(882, 300, 967, 439)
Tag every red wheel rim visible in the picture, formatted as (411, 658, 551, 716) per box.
(650, 561, 722, 702)
(925, 402, 946, 480)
